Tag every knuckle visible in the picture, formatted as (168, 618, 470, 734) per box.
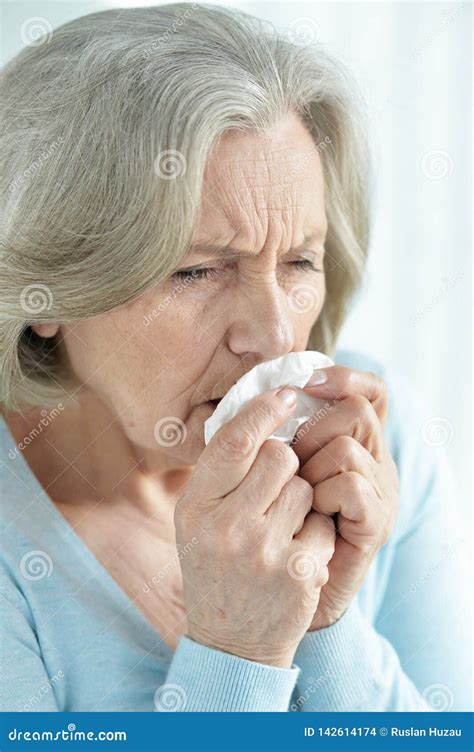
(174, 505, 202, 548)
(390, 457, 400, 490)
(289, 474, 313, 500)
(331, 435, 359, 464)
(346, 368, 361, 388)
(317, 564, 330, 587)
(379, 505, 395, 542)
(174, 496, 193, 532)
(256, 541, 280, 571)
(369, 370, 388, 396)
(287, 544, 327, 584)
(346, 396, 375, 438)
(358, 539, 378, 557)
(345, 470, 368, 497)
(281, 475, 313, 511)
(217, 428, 255, 461)
(380, 524, 391, 547)
(263, 440, 298, 471)
(215, 517, 245, 554)
(321, 513, 336, 542)
(300, 482, 315, 513)
(347, 393, 372, 418)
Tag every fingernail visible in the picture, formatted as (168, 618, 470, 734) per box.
(305, 369, 328, 387)
(276, 387, 297, 406)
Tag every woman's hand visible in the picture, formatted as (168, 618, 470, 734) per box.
(291, 366, 400, 630)
(174, 388, 336, 668)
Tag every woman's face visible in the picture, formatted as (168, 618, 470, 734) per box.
(44, 113, 328, 468)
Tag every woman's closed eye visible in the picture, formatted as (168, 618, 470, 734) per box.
(171, 258, 324, 283)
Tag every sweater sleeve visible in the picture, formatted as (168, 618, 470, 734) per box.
(291, 368, 472, 712)
(291, 597, 433, 711)
(0, 573, 60, 711)
(156, 636, 300, 711)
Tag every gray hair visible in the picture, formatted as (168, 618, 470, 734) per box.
(0, 2, 372, 411)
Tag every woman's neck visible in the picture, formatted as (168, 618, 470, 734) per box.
(2, 392, 193, 513)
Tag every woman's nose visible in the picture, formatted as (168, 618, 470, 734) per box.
(226, 278, 295, 360)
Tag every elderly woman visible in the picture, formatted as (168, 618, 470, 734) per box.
(0, 3, 469, 713)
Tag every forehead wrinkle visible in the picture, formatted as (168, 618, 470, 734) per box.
(201, 194, 326, 247)
(205, 142, 320, 191)
(195, 123, 326, 267)
(187, 229, 326, 262)
(202, 165, 324, 238)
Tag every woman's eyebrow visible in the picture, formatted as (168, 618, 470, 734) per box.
(188, 230, 327, 260)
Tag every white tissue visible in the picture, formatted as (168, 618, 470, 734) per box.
(204, 350, 334, 445)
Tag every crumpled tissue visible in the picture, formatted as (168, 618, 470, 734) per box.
(204, 350, 334, 445)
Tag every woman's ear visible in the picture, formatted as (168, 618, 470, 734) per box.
(30, 324, 60, 338)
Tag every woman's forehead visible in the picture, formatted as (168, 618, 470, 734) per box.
(197, 150, 326, 251)
(203, 114, 322, 181)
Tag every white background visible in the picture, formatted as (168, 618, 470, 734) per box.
(1, 0, 472, 514)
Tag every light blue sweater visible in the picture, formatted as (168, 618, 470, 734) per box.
(0, 349, 471, 712)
